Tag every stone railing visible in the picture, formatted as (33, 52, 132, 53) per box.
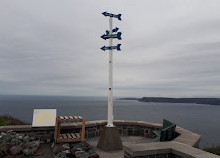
(0, 120, 200, 147)
(124, 142, 220, 158)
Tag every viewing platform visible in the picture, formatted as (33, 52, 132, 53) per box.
(1, 120, 219, 158)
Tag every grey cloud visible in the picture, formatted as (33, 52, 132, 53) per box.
(0, 0, 220, 97)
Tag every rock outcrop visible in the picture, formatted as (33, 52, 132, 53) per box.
(0, 130, 40, 157)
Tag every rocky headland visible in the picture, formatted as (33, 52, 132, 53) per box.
(118, 97, 220, 106)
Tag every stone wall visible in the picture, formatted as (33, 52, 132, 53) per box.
(124, 142, 220, 158)
(0, 120, 200, 147)
(0, 125, 55, 141)
(124, 153, 182, 158)
(0, 120, 160, 141)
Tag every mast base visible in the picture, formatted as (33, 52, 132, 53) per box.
(97, 126, 122, 151)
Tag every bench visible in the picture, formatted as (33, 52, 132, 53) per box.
(153, 119, 176, 142)
(54, 116, 85, 143)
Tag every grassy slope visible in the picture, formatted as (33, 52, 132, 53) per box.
(204, 147, 220, 156)
(0, 115, 27, 126)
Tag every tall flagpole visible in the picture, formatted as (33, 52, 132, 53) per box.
(98, 11, 122, 151)
(108, 17, 113, 127)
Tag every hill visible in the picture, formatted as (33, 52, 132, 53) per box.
(0, 115, 27, 126)
(119, 97, 220, 106)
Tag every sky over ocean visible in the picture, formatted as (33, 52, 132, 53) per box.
(0, 1, 220, 97)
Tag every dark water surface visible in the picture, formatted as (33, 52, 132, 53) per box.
(0, 95, 220, 148)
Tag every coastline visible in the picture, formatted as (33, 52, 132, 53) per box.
(118, 97, 220, 106)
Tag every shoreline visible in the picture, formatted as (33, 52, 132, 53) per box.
(118, 97, 220, 106)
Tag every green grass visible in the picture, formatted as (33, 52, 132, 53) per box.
(204, 146, 220, 156)
(0, 115, 27, 126)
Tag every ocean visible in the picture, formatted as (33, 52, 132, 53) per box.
(0, 95, 220, 148)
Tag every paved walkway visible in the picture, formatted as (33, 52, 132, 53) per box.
(87, 136, 153, 158)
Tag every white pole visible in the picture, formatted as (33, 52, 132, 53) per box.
(107, 17, 114, 127)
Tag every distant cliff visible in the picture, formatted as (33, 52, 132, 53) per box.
(117, 97, 139, 100)
(119, 97, 220, 105)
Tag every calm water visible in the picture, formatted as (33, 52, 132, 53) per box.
(0, 95, 220, 148)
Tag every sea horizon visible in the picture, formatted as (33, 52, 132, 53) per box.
(1, 95, 220, 148)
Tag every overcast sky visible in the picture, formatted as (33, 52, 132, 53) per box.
(0, 0, 220, 97)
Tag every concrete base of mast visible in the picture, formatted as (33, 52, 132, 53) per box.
(97, 126, 123, 151)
